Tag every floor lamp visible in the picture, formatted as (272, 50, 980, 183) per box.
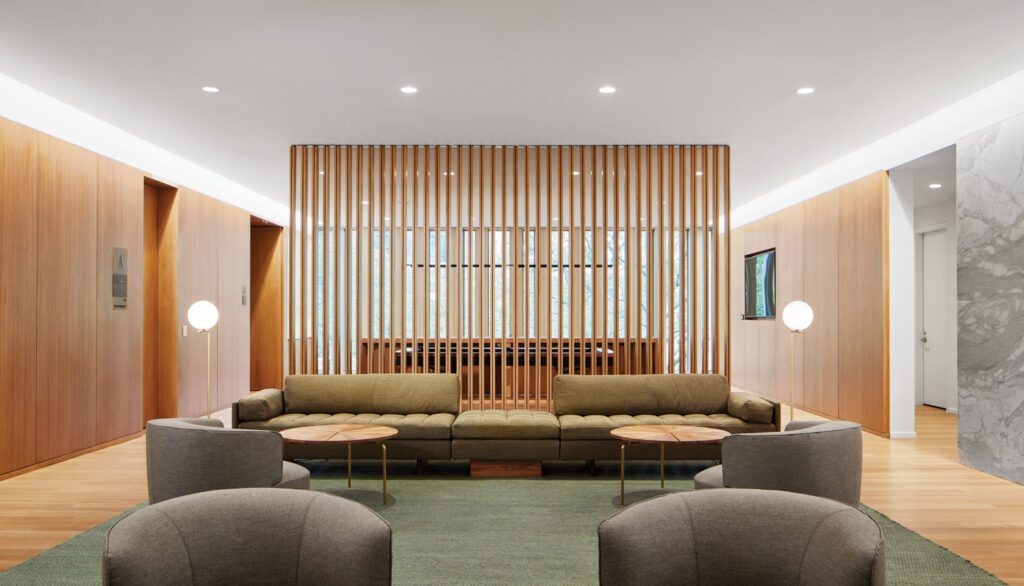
(187, 300, 220, 418)
(781, 300, 814, 425)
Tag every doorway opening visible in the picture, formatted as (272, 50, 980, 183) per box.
(250, 215, 284, 390)
(143, 178, 179, 424)
(890, 145, 958, 422)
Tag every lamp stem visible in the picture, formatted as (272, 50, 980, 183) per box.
(789, 330, 796, 425)
(206, 329, 212, 419)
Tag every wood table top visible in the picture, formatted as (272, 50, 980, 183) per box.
(279, 424, 398, 445)
(610, 425, 730, 445)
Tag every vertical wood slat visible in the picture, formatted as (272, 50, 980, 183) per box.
(377, 146, 384, 375)
(590, 146, 598, 378)
(412, 148, 420, 377)
(645, 145, 653, 375)
(333, 148, 340, 374)
(291, 145, 728, 404)
(612, 146, 620, 375)
(389, 146, 396, 374)
(500, 147, 507, 409)
(489, 147, 496, 408)
(536, 146, 544, 407)
(546, 147, 554, 409)
(624, 147, 632, 376)
(288, 147, 296, 375)
(299, 147, 307, 373)
(309, 148, 317, 372)
(446, 146, 453, 385)
(668, 146, 675, 372)
(724, 146, 731, 378)
(455, 146, 462, 401)
(355, 147, 363, 374)
(321, 148, 328, 374)
(512, 147, 519, 404)
(702, 146, 710, 373)
(399, 146, 406, 375)
(433, 148, 440, 383)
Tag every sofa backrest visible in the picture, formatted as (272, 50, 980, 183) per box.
(283, 373, 460, 415)
(552, 374, 730, 416)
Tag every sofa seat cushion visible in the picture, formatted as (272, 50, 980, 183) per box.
(452, 410, 560, 440)
(238, 412, 455, 440)
(559, 413, 774, 441)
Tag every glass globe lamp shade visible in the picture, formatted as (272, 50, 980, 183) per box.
(187, 300, 219, 331)
(782, 300, 814, 332)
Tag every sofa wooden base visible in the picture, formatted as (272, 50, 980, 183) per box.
(470, 460, 542, 478)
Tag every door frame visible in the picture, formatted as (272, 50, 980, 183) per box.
(914, 221, 957, 414)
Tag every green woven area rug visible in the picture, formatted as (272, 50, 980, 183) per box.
(0, 462, 1004, 585)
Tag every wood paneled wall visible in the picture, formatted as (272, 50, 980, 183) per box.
(36, 136, 99, 461)
(96, 159, 144, 444)
(0, 119, 38, 474)
(174, 189, 251, 417)
(216, 202, 250, 408)
(289, 145, 730, 409)
(730, 172, 890, 435)
(0, 116, 255, 476)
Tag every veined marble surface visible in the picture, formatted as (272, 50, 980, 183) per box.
(957, 113, 1024, 485)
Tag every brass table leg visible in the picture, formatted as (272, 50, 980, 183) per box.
(382, 443, 388, 505)
(347, 444, 352, 488)
(660, 444, 665, 489)
(620, 443, 626, 506)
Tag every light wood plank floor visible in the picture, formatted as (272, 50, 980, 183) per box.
(1, 406, 1023, 583)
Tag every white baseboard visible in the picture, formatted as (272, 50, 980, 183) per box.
(889, 431, 918, 439)
(946, 407, 958, 415)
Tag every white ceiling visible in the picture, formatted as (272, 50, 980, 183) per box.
(892, 145, 956, 208)
(2, 0, 1023, 209)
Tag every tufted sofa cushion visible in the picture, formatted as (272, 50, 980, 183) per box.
(283, 373, 460, 415)
(558, 413, 774, 441)
(553, 374, 731, 416)
(452, 410, 561, 440)
(238, 412, 455, 440)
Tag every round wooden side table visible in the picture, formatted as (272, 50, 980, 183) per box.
(280, 424, 399, 504)
(610, 425, 730, 506)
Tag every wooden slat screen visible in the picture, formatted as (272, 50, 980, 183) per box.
(289, 145, 730, 410)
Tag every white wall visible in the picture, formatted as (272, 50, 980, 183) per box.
(888, 171, 917, 438)
(916, 200, 955, 227)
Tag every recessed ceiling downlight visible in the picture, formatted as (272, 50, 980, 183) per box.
(796, 87, 815, 95)
(598, 86, 616, 94)
(400, 86, 418, 94)
(201, 86, 220, 93)
(929, 183, 942, 189)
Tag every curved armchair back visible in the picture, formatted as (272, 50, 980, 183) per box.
(599, 489, 884, 586)
(722, 420, 862, 505)
(104, 488, 392, 585)
(145, 418, 284, 504)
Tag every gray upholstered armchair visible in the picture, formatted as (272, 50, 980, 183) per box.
(145, 418, 310, 504)
(103, 488, 392, 585)
(693, 420, 862, 505)
(599, 489, 885, 585)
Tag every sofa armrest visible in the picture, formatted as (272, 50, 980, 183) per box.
(727, 391, 776, 424)
(178, 418, 224, 429)
(236, 389, 284, 423)
(785, 419, 828, 432)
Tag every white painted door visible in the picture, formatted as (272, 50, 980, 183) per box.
(921, 229, 951, 409)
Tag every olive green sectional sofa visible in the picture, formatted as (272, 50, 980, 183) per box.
(233, 372, 780, 465)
